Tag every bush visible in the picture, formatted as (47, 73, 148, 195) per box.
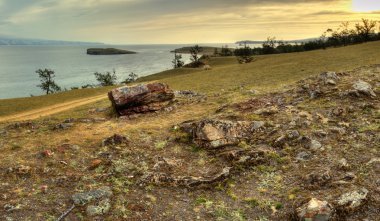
(94, 70, 117, 86)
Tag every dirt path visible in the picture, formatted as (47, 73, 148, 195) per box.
(0, 94, 107, 123)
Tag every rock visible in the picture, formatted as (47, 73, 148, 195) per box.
(254, 106, 279, 115)
(15, 165, 31, 175)
(296, 151, 312, 161)
(338, 158, 350, 170)
(54, 123, 74, 130)
(102, 134, 128, 147)
(86, 198, 111, 216)
(351, 80, 376, 98)
(309, 140, 322, 150)
(305, 170, 331, 187)
(95, 107, 108, 113)
(174, 90, 201, 98)
(87, 48, 137, 55)
(40, 185, 48, 194)
(179, 119, 252, 149)
(72, 186, 113, 206)
(336, 188, 368, 211)
(252, 121, 265, 130)
(287, 130, 301, 139)
(41, 150, 53, 157)
(108, 83, 175, 116)
(89, 159, 103, 170)
(296, 198, 333, 221)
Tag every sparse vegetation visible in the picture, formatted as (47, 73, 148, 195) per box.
(36, 68, 61, 95)
(94, 69, 118, 86)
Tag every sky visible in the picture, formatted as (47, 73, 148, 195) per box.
(0, 0, 379, 44)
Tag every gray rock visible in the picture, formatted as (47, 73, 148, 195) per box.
(252, 121, 265, 130)
(286, 130, 300, 139)
(54, 123, 74, 130)
(72, 186, 113, 206)
(297, 151, 312, 161)
(86, 199, 111, 216)
(352, 80, 376, 98)
(254, 106, 279, 115)
(309, 140, 322, 150)
(102, 134, 128, 147)
(180, 119, 252, 149)
(296, 198, 333, 221)
(337, 188, 368, 211)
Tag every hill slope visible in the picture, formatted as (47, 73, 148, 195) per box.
(0, 42, 379, 220)
(1, 41, 380, 118)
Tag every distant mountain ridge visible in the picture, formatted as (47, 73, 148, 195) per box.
(0, 36, 104, 45)
(236, 38, 318, 45)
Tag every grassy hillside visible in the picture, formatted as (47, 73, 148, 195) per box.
(1, 41, 380, 117)
(0, 41, 379, 221)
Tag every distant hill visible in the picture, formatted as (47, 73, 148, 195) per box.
(0, 36, 103, 46)
(236, 38, 318, 45)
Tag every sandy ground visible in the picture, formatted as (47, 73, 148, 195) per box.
(0, 94, 107, 123)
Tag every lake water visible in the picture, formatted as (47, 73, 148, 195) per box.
(0, 43, 245, 99)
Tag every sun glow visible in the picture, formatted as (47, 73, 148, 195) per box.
(352, 0, 380, 12)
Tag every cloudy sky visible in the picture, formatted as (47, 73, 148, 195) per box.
(0, 0, 379, 44)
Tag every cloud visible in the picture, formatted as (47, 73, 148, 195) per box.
(0, 0, 379, 43)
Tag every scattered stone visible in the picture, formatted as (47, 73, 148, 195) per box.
(366, 158, 380, 165)
(351, 80, 376, 98)
(72, 186, 113, 206)
(86, 198, 111, 216)
(305, 170, 331, 187)
(296, 151, 312, 161)
(40, 185, 48, 194)
(141, 167, 232, 188)
(54, 123, 74, 130)
(95, 107, 108, 113)
(338, 158, 350, 170)
(102, 134, 128, 147)
(89, 159, 103, 170)
(41, 150, 53, 157)
(180, 119, 252, 148)
(329, 127, 346, 135)
(252, 121, 265, 130)
(254, 106, 279, 115)
(15, 165, 31, 175)
(309, 140, 322, 151)
(108, 83, 175, 116)
(296, 198, 334, 221)
(336, 188, 368, 211)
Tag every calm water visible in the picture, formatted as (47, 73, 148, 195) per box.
(0, 43, 259, 99)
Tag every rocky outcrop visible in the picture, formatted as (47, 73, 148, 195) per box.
(180, 119, 254, 149)
(108, 83, 175, 116)
(87, 48, 136, 55)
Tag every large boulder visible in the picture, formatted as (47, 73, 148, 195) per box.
(108, 83, 175, 116)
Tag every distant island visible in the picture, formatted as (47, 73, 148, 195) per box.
(0, 36, 103, 46)
(236, 38, 317, 45)
(87, 48, 137, 55)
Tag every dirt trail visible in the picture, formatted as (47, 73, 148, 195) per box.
(0, 94, 107, 123)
